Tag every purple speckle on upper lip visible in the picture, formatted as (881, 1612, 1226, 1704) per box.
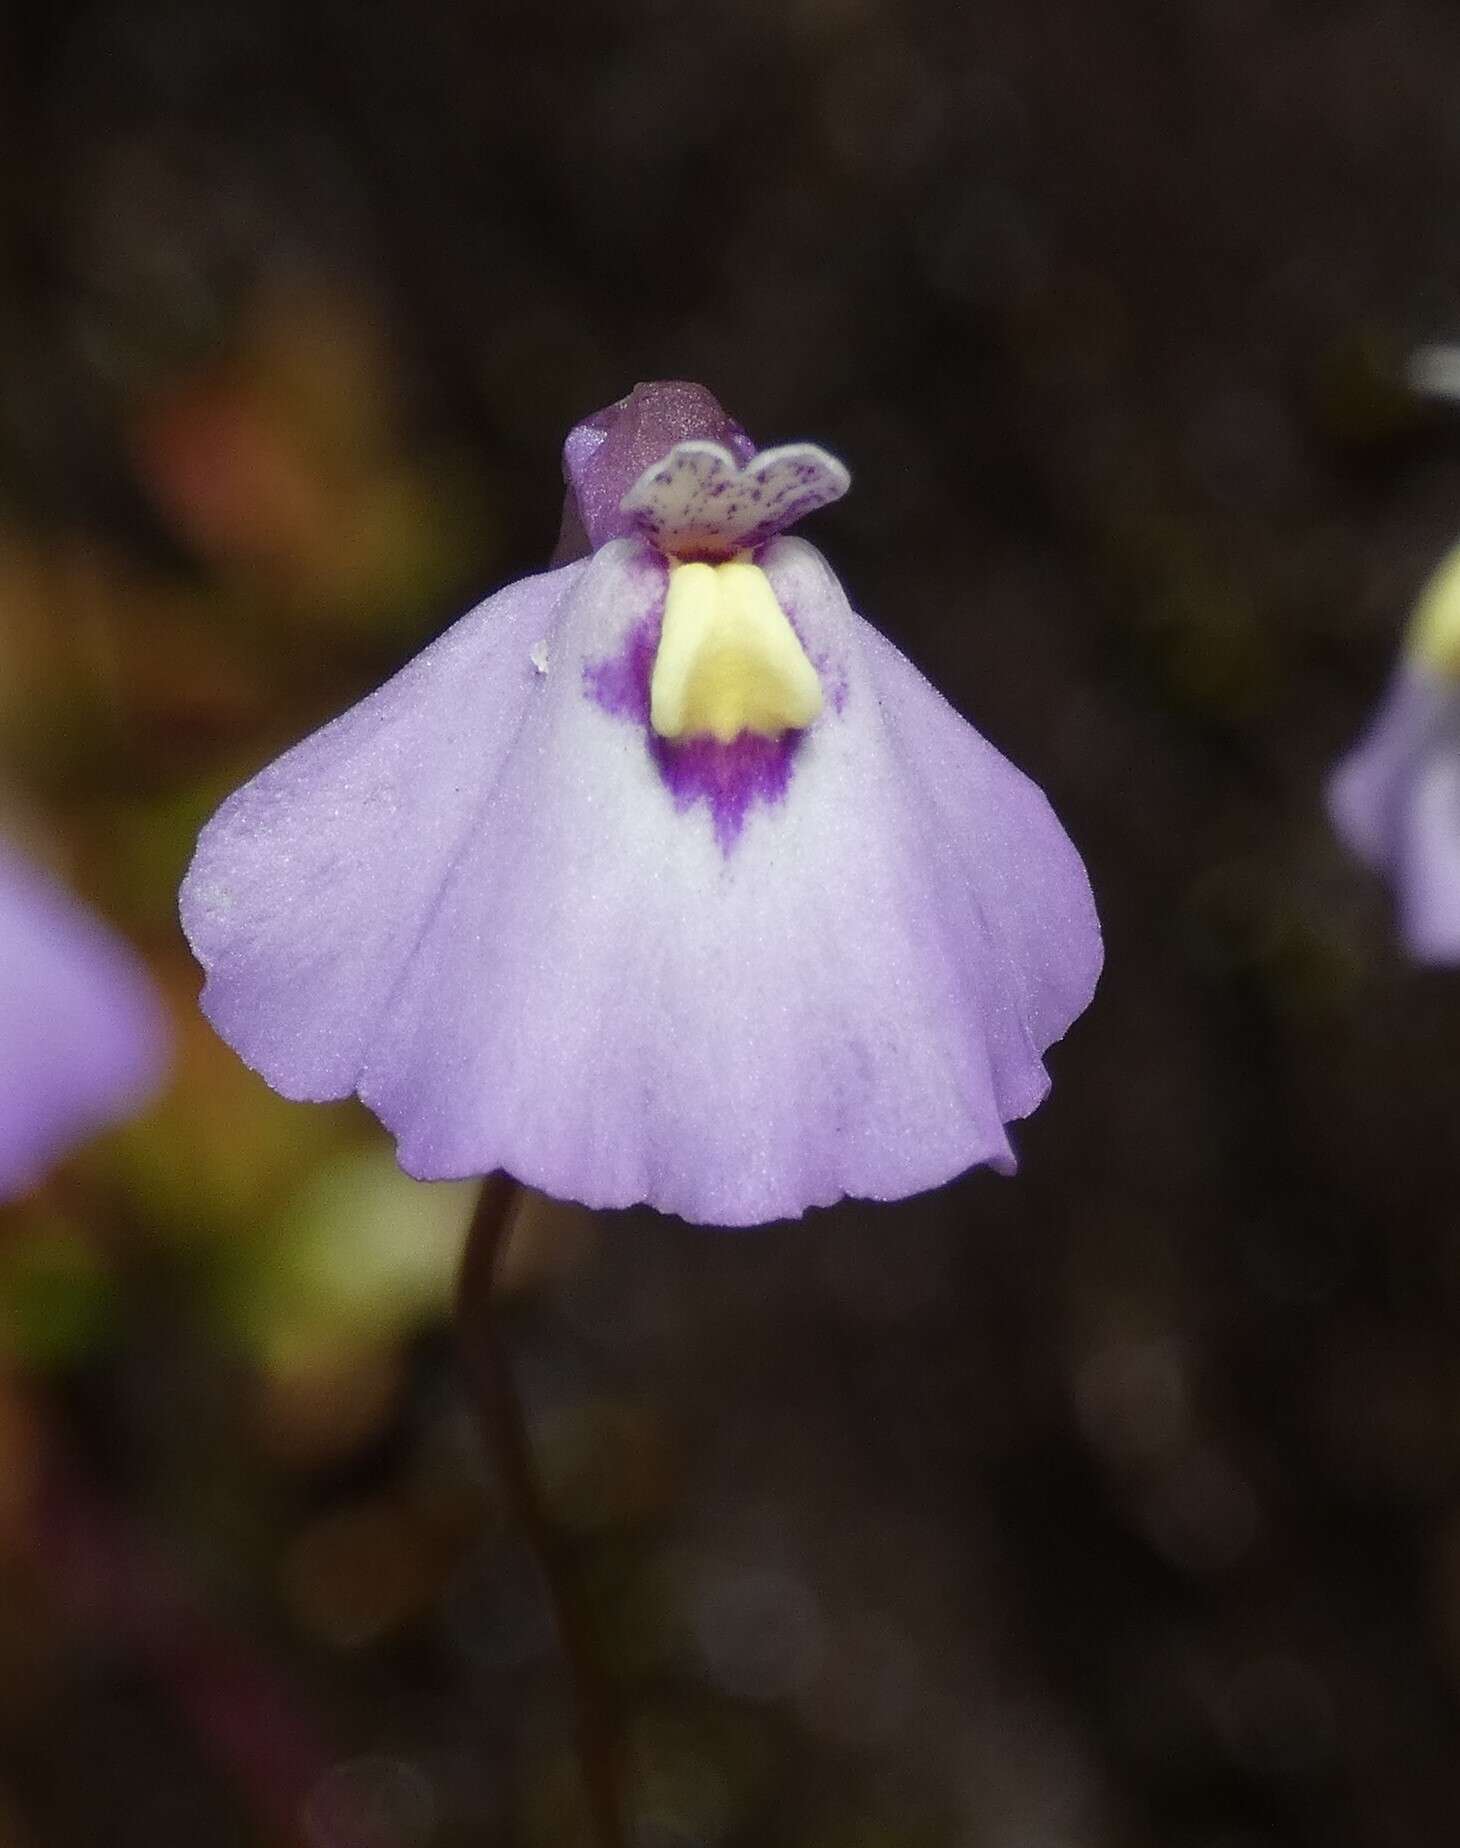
(621, 440, 850, 561)
(583, 594, 815, 855)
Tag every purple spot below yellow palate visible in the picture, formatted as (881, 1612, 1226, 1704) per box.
(584, 607, 807, 854)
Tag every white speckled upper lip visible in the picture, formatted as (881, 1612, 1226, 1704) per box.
(620, 440, 851, 559)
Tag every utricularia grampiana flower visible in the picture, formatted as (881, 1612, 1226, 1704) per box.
(180, 382, 1101, 1226)
(0, 843, 167, 1198)
(1329, 538, 1460, 962)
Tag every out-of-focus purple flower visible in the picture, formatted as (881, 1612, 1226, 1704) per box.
(0, 844, 168, 1198)
(181, 382, 1101, 1226)
(1328, 543, 1460, 961)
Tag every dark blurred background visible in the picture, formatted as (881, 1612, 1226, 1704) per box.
(3, 0, 1460, 1843)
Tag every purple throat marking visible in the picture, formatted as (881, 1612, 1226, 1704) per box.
(584, 610, 808, 855)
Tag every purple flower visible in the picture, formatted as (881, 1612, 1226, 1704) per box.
(180, 382, 1101, 1226)
(1329, 663, 1460, 961)
(1328, 544, 1460, 962)
(0, 843, 168, 1198)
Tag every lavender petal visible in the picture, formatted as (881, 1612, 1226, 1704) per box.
(0, 846, 167, 1197)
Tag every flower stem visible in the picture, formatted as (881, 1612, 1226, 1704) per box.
(456, 1175, 626, 1848)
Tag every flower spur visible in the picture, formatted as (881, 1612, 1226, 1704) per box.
(181, 382, 1101, 1226)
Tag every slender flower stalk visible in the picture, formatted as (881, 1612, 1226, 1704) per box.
(456, 1176, 625, 1848)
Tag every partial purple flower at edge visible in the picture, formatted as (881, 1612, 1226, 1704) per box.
(1327, 536, 1460, 963)
(181, 381, 1102, 1226)
(0, 844, 168, 1198)
(1328, 662, 1460, 962)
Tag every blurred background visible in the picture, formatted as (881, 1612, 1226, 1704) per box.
(3, 0, 1460, 1842)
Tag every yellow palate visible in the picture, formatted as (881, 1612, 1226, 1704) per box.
(649, 558, 823, 744)
(1409, 542, 1460, 676)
